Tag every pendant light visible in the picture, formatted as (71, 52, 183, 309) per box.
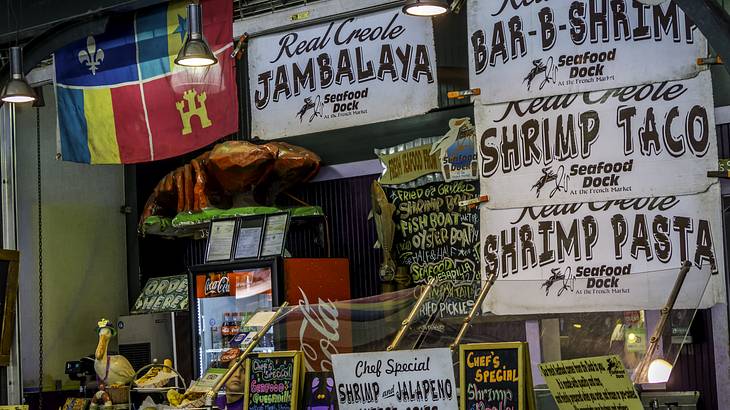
(1, 46, 36, 103)
(175, 3, 218, 67)
(402, 0, 449, 17)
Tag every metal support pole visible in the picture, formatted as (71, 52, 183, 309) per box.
(387, 278, 436, 352)
(204, 302, 290, 409)
(450, 272, 498, 351)
(0, 103, 22, 404)
(633, 261, 693, 383)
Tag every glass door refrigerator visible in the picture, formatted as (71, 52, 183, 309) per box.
(189, 258, 284, 378)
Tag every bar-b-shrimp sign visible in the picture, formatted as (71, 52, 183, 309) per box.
(467, 0, 707, 104)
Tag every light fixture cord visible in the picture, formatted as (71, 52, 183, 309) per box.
(36, 106, 44, 410)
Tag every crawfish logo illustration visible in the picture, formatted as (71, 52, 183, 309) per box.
(531, 166, 569, 198)
(297, 96, 324, 123)
(541, 267, 575, 297)
(523, 57, 557, 91)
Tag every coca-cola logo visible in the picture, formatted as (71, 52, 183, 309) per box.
(205, 275, 230, 296)
(298, 287, 340, 372)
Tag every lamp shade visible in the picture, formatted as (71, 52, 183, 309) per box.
(647, 359, 673, 383)
(1, 46, 36, 103)
(175, 3, 218, 67)
(402, 0, 449, 16)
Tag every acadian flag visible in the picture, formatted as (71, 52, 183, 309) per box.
(54, 0, 237, 164)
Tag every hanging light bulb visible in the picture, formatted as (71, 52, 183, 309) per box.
(647, 359, 673, 383)
(1, 46, 36, 103)
(402, 0, 450, 17)
(175, 3, 218, 67)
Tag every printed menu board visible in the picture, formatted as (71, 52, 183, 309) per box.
(245, 351, 302, 410)
(460, 342, 536, 410)
(539, 355, 642, 410)
(261, 213, 290, 257)
(332, 348, 458, 410)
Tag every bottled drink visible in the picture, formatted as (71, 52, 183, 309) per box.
(231, 312, 241, 335)
(211, 325, 222, 349)
(221, 312, 232, 348)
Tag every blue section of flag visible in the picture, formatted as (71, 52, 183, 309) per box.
(55, 15, 139, 87)
(57, 87, 91, 163)
(136, 3, 171, 80)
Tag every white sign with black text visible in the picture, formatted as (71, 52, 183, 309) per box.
(478, 71, 716, 209)
(480, 186, 725, 314)
(249, 8, 439, 139)
(467, 0, 707, 104)
(332, 348, 457, 410)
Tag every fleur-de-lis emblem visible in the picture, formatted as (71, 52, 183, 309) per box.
(78, 36, 104, 75)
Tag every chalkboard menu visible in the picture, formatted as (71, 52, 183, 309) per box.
(460, 342, 536, 410)
(245, 351, 302, 410)
(384, 180, 480, 318)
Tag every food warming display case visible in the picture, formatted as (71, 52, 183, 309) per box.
(189, 258, 285, 378)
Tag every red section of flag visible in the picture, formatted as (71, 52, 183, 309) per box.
(144, 47, 238, 161)
(202, 0, 233, 49)
(111, 84, 152, 163)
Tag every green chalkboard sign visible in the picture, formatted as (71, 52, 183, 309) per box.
(131, 275, 189, 314)
(245, 351, 302, 410)
(460, 342, 536, 410)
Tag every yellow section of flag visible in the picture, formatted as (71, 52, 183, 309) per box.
(83, 88, 121, 164)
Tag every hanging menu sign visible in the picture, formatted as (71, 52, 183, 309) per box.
(384, 180, 480, 318)
(332, 348, 458, 410)
(245, 351, 303, 410)
(539, 356, 643, 410)
(249, 8, 438, 139)
(459, 342, 536, 410)
(378, 144, 441, 185)
(480, 187, 724, 314)
(477, 72, 717, 209)
(467, 0, 707, 105)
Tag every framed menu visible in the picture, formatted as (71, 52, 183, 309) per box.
(244, 351, 303, 410)
(206, 219, 237, 262)
(260, 212, 290, 257)
(234, 216, 266, 260)
(459, 342, 536, 410)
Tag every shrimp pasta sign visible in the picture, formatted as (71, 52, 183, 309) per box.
(467, 0, 707, 104)
(479, 188, 725, 314)
(248, 8, 438, 139)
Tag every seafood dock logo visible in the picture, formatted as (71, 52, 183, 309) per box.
(523, 57, 557, 91)
(296, 96, 324, 123)
(531, 165, 569, 198)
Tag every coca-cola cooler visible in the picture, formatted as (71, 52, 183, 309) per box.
(189, 258, 284, 378)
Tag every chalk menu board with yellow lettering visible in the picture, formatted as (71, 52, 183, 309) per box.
(460, 342, 536, 410)
(244, 351, 303, 410)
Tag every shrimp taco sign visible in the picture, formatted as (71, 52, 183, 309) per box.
(477, 72, 717, 209)
(467, 0, 707, 104)
(249, 8, 438, 139)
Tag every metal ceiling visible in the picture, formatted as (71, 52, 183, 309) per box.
(233, 0, 322, 20)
